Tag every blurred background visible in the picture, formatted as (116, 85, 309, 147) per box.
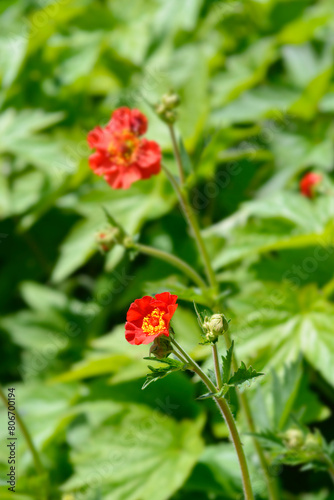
(1, 0, 334, 499)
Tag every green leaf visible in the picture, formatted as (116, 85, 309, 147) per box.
(229, 282, 334, 388)
(63, 405, 204, 500)
(142, 357, 187, 390)
(252, 430, 285, 449)
(52, 176, 175, 281)
(249, 357, 330, 433)
(228, 361, 263, 387)
(185, 443, 243, 497)
(206, 194, 334, 269)
(52, 355, 133, 383)
(221, 341, 234, 385)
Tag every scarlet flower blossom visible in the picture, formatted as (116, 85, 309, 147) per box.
(87, 107, 161, 189)
(300, 172, 322, 198)
(125, 292, 178, 345)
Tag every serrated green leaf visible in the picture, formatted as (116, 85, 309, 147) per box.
(228, 362, 263, 387)
(143, 357, 185, 369)
(63, 404, 204, 500)
(252, 430, 285, 449)
(222, 341, 234, 384)
(228, 281, 334, 388)
(207, 368, 217, 385)
(142, 357, 187, 390)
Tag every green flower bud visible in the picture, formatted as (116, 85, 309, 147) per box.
(155, 91, 180, 124)
(283, 428, 304, 449)
(96, 227, 121, 252)
(201, 313, 229, 344)
(204, 313, 229, 334)
(162, 92, 181, 109)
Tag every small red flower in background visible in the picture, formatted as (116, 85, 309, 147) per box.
(125, 292, 178, 345)
(87, 107, 161, 189)
(300, 172, 322, 198)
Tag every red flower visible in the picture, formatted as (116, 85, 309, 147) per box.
(300, 172, 322, 198)
(87, 107, 161, 189)
(125, 292, 178, 345)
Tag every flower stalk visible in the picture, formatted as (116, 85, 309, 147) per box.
(165, 130, 279, 500)
(170, 338, 254, 500)
(162, 164, 218, 291)
(212, 343, 223, 388)
(128, 241, 208, 289)
(223, 331, 279, 500)
(168, 124, 185, 184)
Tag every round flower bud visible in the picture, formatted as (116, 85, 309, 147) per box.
(155, 91, 180, 124)
(283, 428, 304, 449)
(162, 92, 181, 109)
(96, 227, 121, 252)
(204, 314, 229, 335)
(202, 313, 229, 344)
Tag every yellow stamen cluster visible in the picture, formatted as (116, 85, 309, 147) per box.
(108, 130, 139, 166)
(142, 309, 166, 336)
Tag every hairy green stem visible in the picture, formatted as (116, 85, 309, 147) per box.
(212, 343, 223, 389)
(224, 331, 279, 500)
(132, 242, 207, 289)
(0, 386, 45, 478)
(171, 338, 254, 500)
(164, 132, 277, 499)
(162, 164, 218, 291)
(168, 124, 185, 184)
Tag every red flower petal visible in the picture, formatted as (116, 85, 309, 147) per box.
(300, 172, 322, 198)
(110, 108, 148, 136)
(125, 293, 178, 345)
(117, 166, 142, 189)
(87, 126, 111, 150)
(155, 292, 178, 305)
(89, 151, 115, 176)
(87, 108, 160, 190)
(136, 140, 161, 170)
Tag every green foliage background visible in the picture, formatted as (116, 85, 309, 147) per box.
(1, 0, 334, 499)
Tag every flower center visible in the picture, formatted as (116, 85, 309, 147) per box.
(142, 308, 166, 336)
(108, 130, 139, 166)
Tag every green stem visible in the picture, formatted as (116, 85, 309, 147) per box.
(212, 343, 223, 389)
(0, 386, 45, 477)
(132, 242, 207, 289)
(168, 124, 185, 184)
(171, 338, 254, 500)
(224, 331, 279, 500)
(162, 164, 218, 291)
(164, 130, 277, 499)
